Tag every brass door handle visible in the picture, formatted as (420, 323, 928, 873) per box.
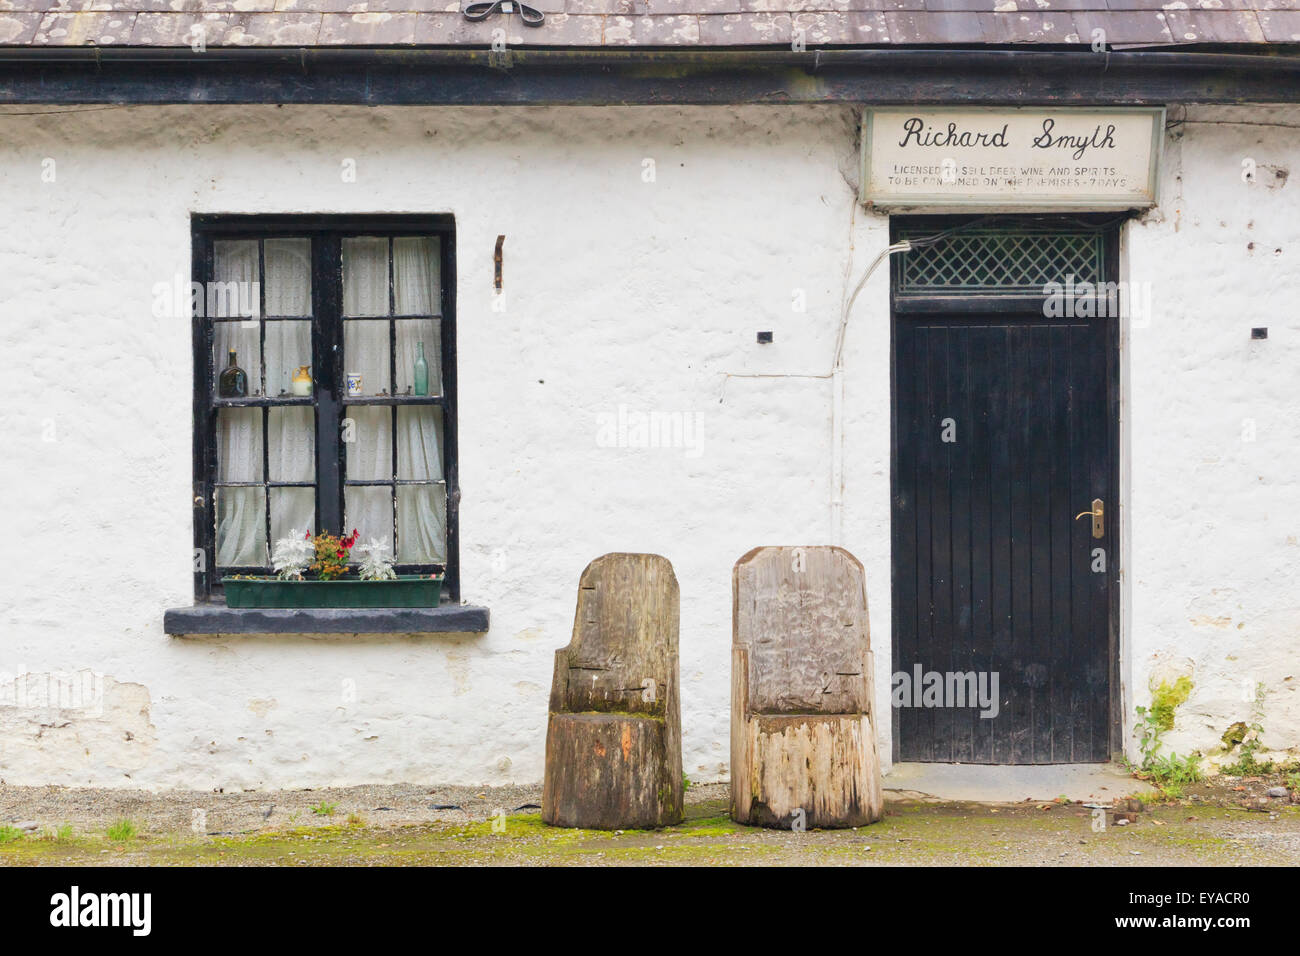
(1075, 498, 1104, 539)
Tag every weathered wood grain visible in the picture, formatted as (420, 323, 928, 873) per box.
(731, 546, 883, 829)
(543, 553, 683, 830)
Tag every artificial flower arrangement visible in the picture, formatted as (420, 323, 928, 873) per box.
(272, 528, 398, 581)
(354, 538, 398, 581)
(224, 528, 440, 608)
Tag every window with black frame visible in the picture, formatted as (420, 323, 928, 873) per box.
(191, 216, 458, 604)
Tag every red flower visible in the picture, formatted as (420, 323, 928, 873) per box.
(305, 531, 311, 540)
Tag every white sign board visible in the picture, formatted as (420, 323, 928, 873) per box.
(861, 107, 1163, 210)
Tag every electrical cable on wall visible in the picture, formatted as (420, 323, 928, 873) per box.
(723, 212, 1128, 542)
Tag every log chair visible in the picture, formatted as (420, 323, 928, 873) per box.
(542, 553, 683, 829)
(731, 545, 883, 829)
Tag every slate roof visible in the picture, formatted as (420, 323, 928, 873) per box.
(0, 1, 1296, 49)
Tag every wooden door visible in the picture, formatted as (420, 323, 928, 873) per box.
(890, 219, 1119, 764)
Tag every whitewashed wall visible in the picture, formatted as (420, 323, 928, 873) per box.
(1124, 106, 1300, 766)
(0, 102, 1295, 790)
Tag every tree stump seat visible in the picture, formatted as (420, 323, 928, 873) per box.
(731, 546, 884, 829)
(542, 553, 683, 830)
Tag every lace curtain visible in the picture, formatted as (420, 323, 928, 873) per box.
(341, 236, 447, 564)
(214, 239, 314, 567)
(214, 236, 445, 569)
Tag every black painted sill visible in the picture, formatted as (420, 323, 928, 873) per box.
(163, 604, 489, 636)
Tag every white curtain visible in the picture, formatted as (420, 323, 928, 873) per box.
(269, 405, 315, 548)
(342, 236, 391, 396)
(215, 407, 265, 567)
(342, 236, 447, 564)
(345, 406, 393, 554)
(395, 236, 443, 396)
(264, 238, 312, 398)
(215, 239, 316, 568)
(397, 407, 447, 563)
(215, 235, 446, 569)
(343, 237, 388, 316)
(343, 320, 390, 396)
(342, 405, 449, 563)
(212, 240, 260, 394)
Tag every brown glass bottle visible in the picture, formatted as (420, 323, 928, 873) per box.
(218, 349, 248, 398)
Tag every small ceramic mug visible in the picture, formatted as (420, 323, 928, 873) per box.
(346, 372, 363, 397)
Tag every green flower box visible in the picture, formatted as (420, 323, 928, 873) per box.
(222, 575, 444, 609)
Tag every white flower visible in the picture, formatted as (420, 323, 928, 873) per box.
(355, 538, 396, 581)
(272, 528, 314, 581)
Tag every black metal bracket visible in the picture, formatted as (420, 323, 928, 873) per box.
(463, 0, 545, 27)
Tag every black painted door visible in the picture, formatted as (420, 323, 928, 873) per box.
(892, 315, 1113, 763)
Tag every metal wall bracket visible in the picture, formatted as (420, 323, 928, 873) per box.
(463, 1, 546, 26)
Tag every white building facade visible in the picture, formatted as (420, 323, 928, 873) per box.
(1, 43, 1298, 789)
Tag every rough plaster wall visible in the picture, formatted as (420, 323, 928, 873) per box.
(0, 103, 862, 789)
(0, 673, 156, 781)
(1125, 106, 1300, 765)
(0, 102, 1295, 790)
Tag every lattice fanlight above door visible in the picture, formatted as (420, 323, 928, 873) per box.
(894, 227, 1106, 297)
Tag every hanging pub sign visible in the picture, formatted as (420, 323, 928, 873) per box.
(860, 107, 1164, 210)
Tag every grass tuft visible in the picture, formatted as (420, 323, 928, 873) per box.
(106, 819, 138, 842)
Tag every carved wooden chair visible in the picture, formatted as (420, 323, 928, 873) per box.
(542, 553, 683, 829)
(731, 546, 883, 829)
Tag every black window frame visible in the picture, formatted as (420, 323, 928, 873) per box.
(190, 214, 460, 605)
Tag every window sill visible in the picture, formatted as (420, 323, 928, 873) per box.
(163, 604, 489, 636)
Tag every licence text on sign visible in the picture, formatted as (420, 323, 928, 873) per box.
(860, 108, 1163, 210)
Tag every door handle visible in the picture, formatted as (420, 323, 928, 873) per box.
(1075, 498, 1104, 539)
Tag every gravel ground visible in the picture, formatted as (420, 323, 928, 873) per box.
(0, 779, 551, 836)
(1, 777, 1298, 865)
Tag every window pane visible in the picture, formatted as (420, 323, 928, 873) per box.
(216, 486, 266, 567)
(393, 236, 440, 315)
(213, 323, 262, 398)
(264, 238, 311, 317)
(395, 318, 441, 396)
(345, 485, 393, 553)
(397, 406, 443, 480)
(343, 320, 390, 397)
(345, 406, 392, 481)
(212, 240, 260, 319)
(217, 407, 262, 483)
(264, 320, 311, 399)
(342, 237, 389, 316)
(268, 406, 314, 482)
(200, 224, 455, 594)
(270, 487, 315, 546)
(398, 484, 446, 564)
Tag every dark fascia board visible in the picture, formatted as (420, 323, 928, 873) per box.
(164, 604, 490, 635)
(1, 47, 1300, 105)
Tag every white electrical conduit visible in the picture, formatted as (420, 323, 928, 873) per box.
(718, 236, 917, 544)
(829, 240, 912, 545)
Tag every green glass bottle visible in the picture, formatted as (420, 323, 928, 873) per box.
(413, 341, 429, 397)
(218, 349, 248, 398)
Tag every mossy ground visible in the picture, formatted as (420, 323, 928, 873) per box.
(2, 795, 1296, 866)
